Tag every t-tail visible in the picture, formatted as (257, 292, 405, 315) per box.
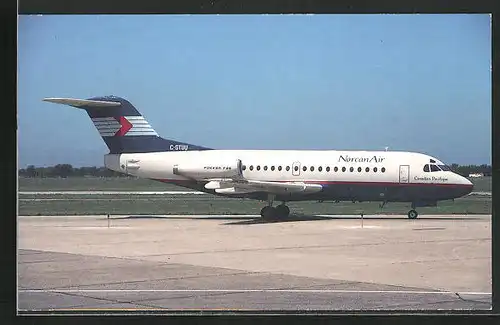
(43, 96, 211, 154)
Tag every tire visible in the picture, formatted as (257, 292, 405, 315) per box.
(275, 205, 290, 218)
(261, 206, 277, 220)
(408, 210, 418, 219)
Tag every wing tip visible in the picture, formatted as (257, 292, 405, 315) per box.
(42, 97, 59, 102)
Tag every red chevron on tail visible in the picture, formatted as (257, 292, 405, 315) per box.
(115, 116, 133, 136)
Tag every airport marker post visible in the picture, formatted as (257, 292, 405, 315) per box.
(361, 212, 364, 228)
(107, 213, 110, 228)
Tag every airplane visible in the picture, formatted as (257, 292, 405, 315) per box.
(43, 95, 474, 220)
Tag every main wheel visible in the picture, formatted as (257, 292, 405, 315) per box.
(275, 205, 290, 218)
(408, 209, 418, 219)
(260, 206, 277, 220)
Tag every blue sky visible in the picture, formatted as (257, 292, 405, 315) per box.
(18, 14, 491, 167)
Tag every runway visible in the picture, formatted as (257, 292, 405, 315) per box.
(18, 214, 492, 312)
(18, 191, 491, 196)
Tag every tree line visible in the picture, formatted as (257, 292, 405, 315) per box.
(18, 164, 127, 178)
(18, 163, 492, 178)
(449, 164, 492, 177)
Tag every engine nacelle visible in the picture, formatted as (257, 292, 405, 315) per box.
(215, 187, 255, 194)
(173, 159, 243, 180)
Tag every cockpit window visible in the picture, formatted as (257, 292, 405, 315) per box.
(424, 164, 444, 172)
(430, 164, 440, 172)
(438, 164, 451, 171)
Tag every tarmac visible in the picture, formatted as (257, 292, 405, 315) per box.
(17, 214, 492, 313)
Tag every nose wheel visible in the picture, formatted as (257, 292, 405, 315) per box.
(408, 209, 418, 219)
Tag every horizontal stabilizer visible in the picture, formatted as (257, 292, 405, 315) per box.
(43, 97, 121, 108)
(43, 95, 212, 154)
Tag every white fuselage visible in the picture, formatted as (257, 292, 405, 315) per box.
(104, 149, 471, 191)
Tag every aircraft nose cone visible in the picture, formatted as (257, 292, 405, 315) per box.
(464, 177, 473, 190)
(458, 176, 474, 196)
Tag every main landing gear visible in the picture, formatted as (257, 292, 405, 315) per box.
(260, 194, 290, 220)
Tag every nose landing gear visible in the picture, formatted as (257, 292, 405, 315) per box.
(380, 200, 420, 219)
(407, 209, 419, 219)
(408, 202, 419, 219)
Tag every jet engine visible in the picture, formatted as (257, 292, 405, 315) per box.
(173, 159, 243, 180)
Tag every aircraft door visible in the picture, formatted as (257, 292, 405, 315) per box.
(292, 161, 301, 176)
(399, 165, 410, 183)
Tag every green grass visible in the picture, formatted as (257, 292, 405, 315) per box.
(17, 177, 492, 216)
(469, 176, 492, 192)
(18, 177, 183, 191)
(18, 194, 491, 216)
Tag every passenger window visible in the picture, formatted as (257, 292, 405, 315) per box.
(381, 167, 386, 173)
(373, 167, 378, 172)
(326, 166, 330, 172)
(334, 167, 338, 172)
(278, 166, 282, 171)
(293, 166, 298, 171)
(287, 166, 291, 171)
(256, 166, 261, 171)
(310, 166, 314, 172)
(365, 167, 370, 172)
(264, 166, 268, 171)
(242, 165, 246, 171)
(423, 164, 430, 172)
(318, 166, 322, 172)
(357, 167, 362, 172)
(430, 164, 440, 172)
(271, 166, 275, 171)
(303, 166, 307, 171)
(342, 167, 346, 172)
(250, 165, 254, 171)
(349, 167, 354, 172)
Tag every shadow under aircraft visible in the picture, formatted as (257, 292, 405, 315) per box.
(109, 214, 484, 225)
(222, 214, 486, 225)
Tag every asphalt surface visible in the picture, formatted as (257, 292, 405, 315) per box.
(18, 214, 492, 312)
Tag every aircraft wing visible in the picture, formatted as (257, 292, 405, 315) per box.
(205, 179, 323, 195)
